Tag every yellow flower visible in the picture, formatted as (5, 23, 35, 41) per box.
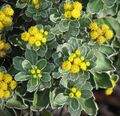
(36, 69, 41, 74)
(0, 40, 5, 50)
(38, 74, 42, 78)
(62, 61, 71, 71)
(86, 62, 90, 67)
(111, 80, 116, 88)
(101, 24, 109, 32)
(71, 87, 77, 93)
(90, 31, 99, 40)
(89, 22, 98, 31)
(97, 36, 106, 44)
(69, 92, 74, 98)
(64, 3, 73, 11)
(35, 4, 40, 10)
(0, 72, 4, 81)
(44, 31, 48, 36)
(0, 22, 4, 30)
(9, 80, 17, 90)
(21, 32, 30, 42)
(71, 9, 80, 19)
(28, 26, 38, 35)
(40, 29, 44, 33)
(80, 62, 87, 71)
(68, 56, 74, 62)
(2, 6, 14, 16)
(32, 0, 39, 5)
(0, 89, 4, 98)
(105, 88, 113, 96)
(4, 43, 11, 51)
(33, 74, 37, 78)
(35, 40, 41, 47)
(31, 69, 36, 74)
(34, 34, 41, 40)
(75, 91, 81, 98)
(70, 65, 80, 73)
(105, 30, 113, 40)
(71, 53, 76, 58)
(80, 56, 85, 61)
(96, 28, 103, 36)
(64, 11, 72, 19)
(1, 82, 8, 90)
(41, 37, 47, 44)
(28, 37, 36, 45)
(2, 17, 12, 26)
(73, 1, 82, 11)
(4, 73, 12, 83)
(4, 90, 10, 98)
(75, 50, 80, 55)
(73, 58, 81, 65)
(0, 51, 6, 57)
(0, 11, 5, 21)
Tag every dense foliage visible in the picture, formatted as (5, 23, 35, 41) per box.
(0, 0, 120, 116)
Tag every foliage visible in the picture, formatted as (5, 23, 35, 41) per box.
(0, 0, 120, 116)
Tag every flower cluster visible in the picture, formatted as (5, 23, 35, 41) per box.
(0, 72, 17, 99)
(69, 87, 81, 98)
(0, 39, 11, 58)
(64, 1, 82, 19)
(89, 22, 114, 44)
(30, 65, 42, 79)
(21, 26, 48, 47)
(32, 0, 40, 10)
(62, 50, 90, 74)
(105, 79, 116, 96)
(0, 5, 14, 31)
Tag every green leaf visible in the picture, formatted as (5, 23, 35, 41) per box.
(60, 76, 68, 88)
(47, 32, 55, 41)
(37, 59, 47, 70)
(58, 20, 69, 32)
(52, 71, 62, 79)
(94, 72, 112, 88)
(87, 0, 104, 14)
(33, 90, 49, 109)
(6, 94, 28, 109)
(25, 49, 38, 65)
(0, 66, 7, 72)
(41, 72, 51, 82)
(27, 78, 38, 92)
(13, 56, 24, 71)
(43, 63, 55, 73)
(55, 93, 68, 105)
(22, 60, 32, 71)
(80, 98, 98, 116)
(102, 0, 116, 7)
(117, 11, 120, 23)
(37, 45, 48, 57)
(81, 90, 93, 99)
(15, 72, 30, 81)
(70, 98, 80, 111)
(99, 45, 115, 56)
(70, 20, 80, 28)
(68, 106, 81, 116)
(94, 52, 115, 72)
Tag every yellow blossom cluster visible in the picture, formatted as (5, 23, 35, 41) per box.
(30, 65, 42, 79)
(21, 26, 48, 47)
(64, 1, 82, 19)
(0, 5, 14, 31)
(69, 87, 81, 98)
(0, 39, 11, 58)
(89, 22, 114, 44)
(32, 0, 40, 10)
(105, 79, 116, 96)
(0, 72, 17, 99)
(62, 50, 90, 74)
